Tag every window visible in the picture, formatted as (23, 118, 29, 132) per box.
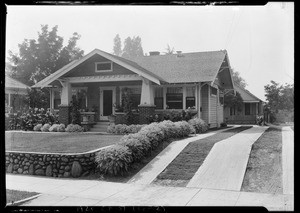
(121, 87, 141, 110)
(53, 90, 61, 109)
(166, 87, 183, 109)
(230, 107, 236, 116)
(186, 86, 195, 109)
(95, 62, 112, 72)
(211, 87, 217, 96)
(245, 103, 251, 115)
(72, 88, 87, 109)
(154, 87, 164, 109)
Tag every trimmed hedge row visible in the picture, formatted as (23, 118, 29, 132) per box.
(33, 123, 83, 132)
(95, 119, 208, 176)
(107, 124, 146, 134)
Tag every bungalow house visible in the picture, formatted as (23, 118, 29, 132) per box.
(224, 84, 264, 124)
(5, 74, 29, 113)
(32, 49, 235, 129)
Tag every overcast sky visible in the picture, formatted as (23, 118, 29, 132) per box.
(6, 3, 294, 101)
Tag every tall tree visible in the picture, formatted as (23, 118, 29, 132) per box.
(113, 34, 122, 56)
(7, 25, 84, 86)
(121, 36, 144, 59)
(231, 69, 247, 88)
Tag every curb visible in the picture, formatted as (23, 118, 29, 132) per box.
(6, 193, 42, 206)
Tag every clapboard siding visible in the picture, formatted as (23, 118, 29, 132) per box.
(210, 94, 217, 128)
(201, 84, 209, 124)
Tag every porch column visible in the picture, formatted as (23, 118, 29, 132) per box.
(58, 81, 72, 125)
(138, 77, 156, 124)
(198, 83, 202, 119)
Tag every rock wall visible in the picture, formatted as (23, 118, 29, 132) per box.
(5, 151, 97, 178)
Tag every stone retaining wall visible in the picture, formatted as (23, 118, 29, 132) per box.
(5, 150, 99, 178)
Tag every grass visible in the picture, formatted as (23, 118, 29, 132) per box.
(241, 126, 283, 194)
(6, 189, 39, 205)
(5, 131, 123, 153)
(152, 126, 253, 187)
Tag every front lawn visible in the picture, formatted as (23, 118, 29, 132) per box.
(5, 132, 123, 153)
(152, 126, 253, 187)
(241, 126, 283, 194)
(6, 189, 39, 205)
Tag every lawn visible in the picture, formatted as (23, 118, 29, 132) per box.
(5, 131, 123, 153)
(6, 189, 39, 205)
(241, 126, 283, 194)
(152, 126, 253, 187)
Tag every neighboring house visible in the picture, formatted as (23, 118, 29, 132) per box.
(32, 49, 235, 128)
(5, 75, 29, 113)
(224, 84, 264, 124)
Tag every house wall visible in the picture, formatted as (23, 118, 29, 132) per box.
(209, 91, 218, 128)
(64, 54, 135, 77)
(224, 102, 258, 124)
(201, 84, 209, 124)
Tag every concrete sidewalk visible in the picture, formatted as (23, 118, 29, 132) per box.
(6, 174, 293, 210)
(128, 126, 239, 184)
(282, 126, 294, 195)
(187, 126, 268, 191)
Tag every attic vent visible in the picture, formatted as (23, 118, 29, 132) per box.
(149, 51, 160, 56)
(176, 51, 184, 57)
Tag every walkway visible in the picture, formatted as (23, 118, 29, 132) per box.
(187, 126, 268, 191)
(282, 126, 294, 195)
(6, 174, 293, 210)
(128, 126, 239, 184)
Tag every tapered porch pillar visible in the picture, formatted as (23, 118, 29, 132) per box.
(58, 80, 72, 125)
(138, 77, 156, 124)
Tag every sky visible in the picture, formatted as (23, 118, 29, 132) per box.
(5, 3, 294, 101)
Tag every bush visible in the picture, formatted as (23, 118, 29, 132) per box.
(33, 124, 43, 131)
(49, 124, 60, 132)
(107, 124, 145, 134)
(118, 138, 150, 162)
(220, 122, 227, 128)
(58, 124, 65, 132)
(188, 118, 208, 134)
(66, 124, 84, 132)
(95, 145, 133, 176)
(41, 123, 51, 132)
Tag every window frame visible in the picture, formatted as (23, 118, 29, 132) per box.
(95, 61, 113, 72)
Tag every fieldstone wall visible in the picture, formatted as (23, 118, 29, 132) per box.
(5, 151, 97, 178)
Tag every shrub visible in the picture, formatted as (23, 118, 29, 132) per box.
(118, 138, 150, 162)
(174, 121, 194, 137)
(188, 118, 208, 134)
(220, 122, 227, 128)
(49, 124, 60, 132)
(107, 124, 145, 134)
(41, 123, 51, 132)
(33, 124, 43, 131)
(95, 145, 133, 176)
(58, 124, 65, 132)
(66, 124, 84, 132)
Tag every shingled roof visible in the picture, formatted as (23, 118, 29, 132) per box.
(5, 75, 29, 90)
(129, 51, 226, 83)
(234, 84, 262, 102)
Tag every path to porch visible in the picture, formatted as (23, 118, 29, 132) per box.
(282, 126, 294, 195)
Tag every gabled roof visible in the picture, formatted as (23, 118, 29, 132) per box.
(234, 84, 262, 102)
(32, 48, 232, 88)
(129, 50, 227, 83)
(5, 75, 29, 90)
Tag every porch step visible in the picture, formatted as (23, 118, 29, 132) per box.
(89, 121, 110, 132)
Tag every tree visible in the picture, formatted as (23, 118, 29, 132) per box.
(7, 25, 84, 86)
(113, 34, 122, 56)
(264, 80, 294, 113)
(121, 36, 144, 59)
(163, 44, 175, 55)
(224, 91, 243, 112)
(231, 69, 247, 89)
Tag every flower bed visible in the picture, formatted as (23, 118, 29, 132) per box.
(95, 119, 208, 176)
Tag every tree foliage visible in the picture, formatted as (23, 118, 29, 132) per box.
(231, 69, 247, 89)
(264, 80, 294, 113)
(7, 25, 84, 86)
(224, 91, 243, 111)
(163, 44, 175, 55)
(112, 34, 144, 58)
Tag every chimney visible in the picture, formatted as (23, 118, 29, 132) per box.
(176, 51, 184, 57)
(149, 51, 160, 56)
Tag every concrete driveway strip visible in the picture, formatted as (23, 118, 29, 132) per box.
(282, 126, 294, 195)
(128, 126, 239, 185)
(187, 126, 268, 191)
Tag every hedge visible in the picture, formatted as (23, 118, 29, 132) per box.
(95, 118, 208, 176)
(107, 124, 146, 134)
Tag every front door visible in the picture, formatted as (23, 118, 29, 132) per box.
(100, 87, 115, 120)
